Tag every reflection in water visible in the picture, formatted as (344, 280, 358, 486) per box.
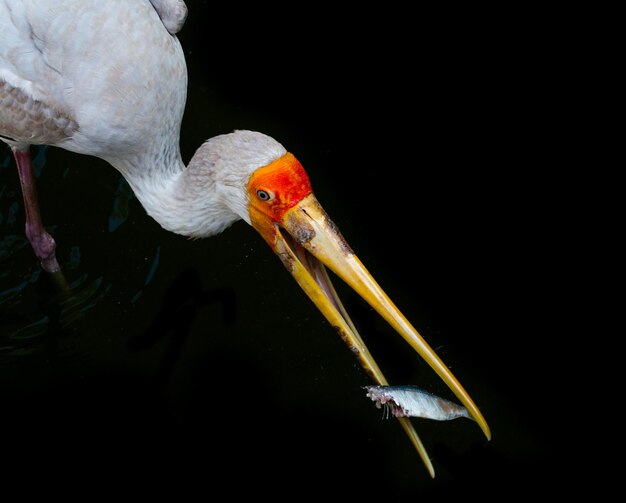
(130, 246, 161, 303)
(0, 234, 29, 263)
(108, 176, 134, 232)
(0, 147, 159, 360)
(128, 267, 236, 390)
(32, 144, 47, 177)
(2, 274, 111, 343)
(0, 200, 18, 226)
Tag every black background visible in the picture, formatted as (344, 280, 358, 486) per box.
(1, 1, 578, 499)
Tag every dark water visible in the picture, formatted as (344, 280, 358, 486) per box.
(1, 1, 567, 498)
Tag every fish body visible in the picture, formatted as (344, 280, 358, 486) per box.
(365, 385, 474, 421)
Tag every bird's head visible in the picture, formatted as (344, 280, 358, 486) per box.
(233, 131, 490, 444)
(201, 130, 490, 473)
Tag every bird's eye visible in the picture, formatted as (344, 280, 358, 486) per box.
(256, 189, 273, 201)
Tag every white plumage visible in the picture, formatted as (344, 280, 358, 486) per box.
(0, 0, 490, 477)
(1, 0, 280, 243)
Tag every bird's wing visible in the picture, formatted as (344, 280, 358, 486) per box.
(148, 0, 188, 35)
(2, 0, 188, 156)
(0, 79, 78, 148)
(0, 0, 78, 147)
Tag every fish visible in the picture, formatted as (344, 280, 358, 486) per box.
(364, 385, 474, 421)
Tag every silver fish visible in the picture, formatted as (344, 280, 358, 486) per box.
(365, 385, 474, 421)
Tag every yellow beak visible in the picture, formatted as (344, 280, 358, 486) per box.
(253, 193, 490, 477)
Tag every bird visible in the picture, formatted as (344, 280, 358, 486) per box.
(0, 0, 490, 476)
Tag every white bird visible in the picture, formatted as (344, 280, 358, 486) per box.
(0, 0, 490, 476)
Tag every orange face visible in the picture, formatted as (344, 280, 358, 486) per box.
(245, 149, 490, 472)
(247, 152, 313, 248)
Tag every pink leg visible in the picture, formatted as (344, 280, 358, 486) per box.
(12, 146, 61, 273)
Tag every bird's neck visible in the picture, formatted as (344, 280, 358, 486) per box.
(109, 147, 247, 239)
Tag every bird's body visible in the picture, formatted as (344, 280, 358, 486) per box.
(1, 0, 184, 157)
(1, 0, 250, 239)
(1, 0, 490, 476)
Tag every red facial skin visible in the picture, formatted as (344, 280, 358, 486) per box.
(247, 152, 313, 249)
